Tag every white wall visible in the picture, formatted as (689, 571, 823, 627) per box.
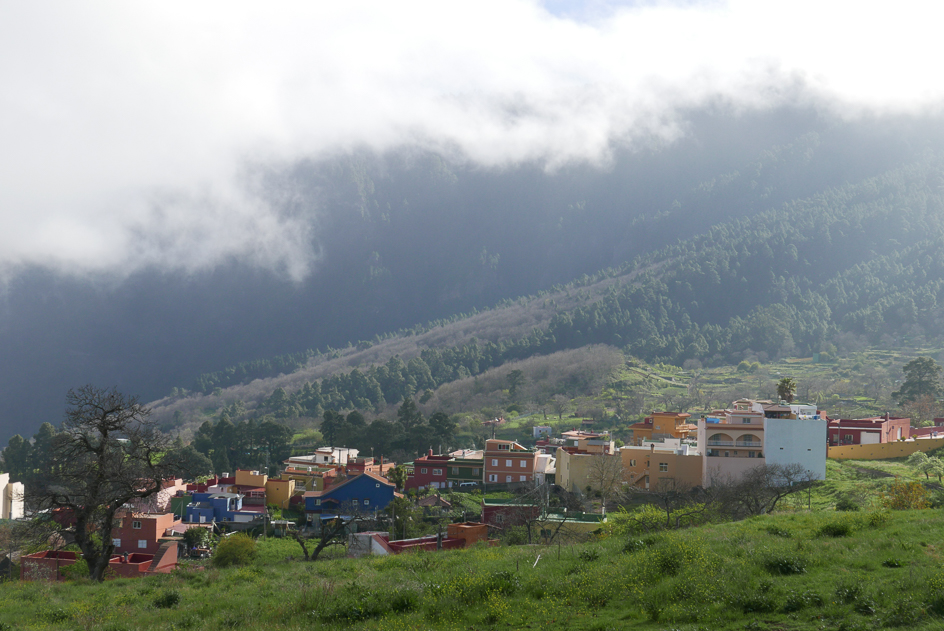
(0, 473, 25, 520)
(763, 418, 827, 480)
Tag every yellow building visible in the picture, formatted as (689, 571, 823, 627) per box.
(265, 478, 296, 509)
(234, 469, 268, 488)
(620, 440, 704, 490)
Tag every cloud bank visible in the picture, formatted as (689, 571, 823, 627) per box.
(1, 0, 941, 281)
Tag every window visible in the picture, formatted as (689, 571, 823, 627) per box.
(498, 444, 509, 450)
(432, 469, 442, 476)
(473, 468, 480, 475)
(451, 467, 459, 475)
(375, 483, 380, 487)
(420, 468, 427, 474)
(496, 514, 505, 523)
(315, 499, 321, 505)
(520, 459, 527, 468)
(132, 520, 142, 529)
(659, 463, 668, 472)
(843, 434, 854, 443)
(724, 451, 730, 457)
(138, 540, 148, 549)
(630, 459, 636, 467)
(491, 459, 498, 466)
(749, 451, 756, 458)
(505, 475, 512, 483)
(742, 417, 751, 424)
(488, 474, 498, 482)
(112, 538, 121, 547)
(519, 475, 527, 482)
(406, 468, 414, 475)
(364, 499, 370, 506)
(505, 459, 512, 467)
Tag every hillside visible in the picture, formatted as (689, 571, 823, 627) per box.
(5, 109, 944, 445)
(143, 148, 944, 446)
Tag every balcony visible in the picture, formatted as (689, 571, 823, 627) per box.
(736, 442, 763, 448)
(706, 440, 734, 447)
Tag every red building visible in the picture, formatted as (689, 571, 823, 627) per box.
(828, 414, 911, 446)
(111, 511, 180, 556)
(405, 450, 452, 491)
(21, 543, 178, 581)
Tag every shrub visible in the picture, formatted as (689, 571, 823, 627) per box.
(817, 517, 855, 538)
(153, 590, 181, 609)
(764, 554, 807, 575)
(865, 510, 890, 527)
(212, 533, 257, 568)
(880, 480, 930, 510)
(835, 496, 860, 512)
(764, 525, 792, 538)
(885, 596, 923, 626)
(578, 548, 600, 562)
(782, 589, 824, 613)
(835, 582, 862, 604)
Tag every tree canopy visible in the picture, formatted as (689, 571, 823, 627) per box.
(28, 386, 185, 581)
(893, 357, 944, 404)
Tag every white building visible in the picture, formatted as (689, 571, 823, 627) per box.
(697, 401, 827, 486)
(0, 472, 24, 520)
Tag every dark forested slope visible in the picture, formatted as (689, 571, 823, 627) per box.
(2, 107, 943, 444)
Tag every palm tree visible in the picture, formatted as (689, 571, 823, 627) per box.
(777, 377, 797, 403)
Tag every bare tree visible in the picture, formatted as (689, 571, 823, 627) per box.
(29, 386, 183, 581)
(586, 454, 626, 514)
(293, 500, 369, 562)
(551, 394, 570, 420)
(638, 478, 712, 529)
(712, 463, 815, 519)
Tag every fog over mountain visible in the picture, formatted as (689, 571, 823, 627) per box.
(1, 1, 943, 443)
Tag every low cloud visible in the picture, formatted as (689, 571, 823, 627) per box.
(1, 0, 940, 281)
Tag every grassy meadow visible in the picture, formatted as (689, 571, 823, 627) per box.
(6, 502, 944, 630)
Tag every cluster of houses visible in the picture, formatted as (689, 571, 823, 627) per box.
(11, 398, 944, 579)
(405, 400, 938, 500)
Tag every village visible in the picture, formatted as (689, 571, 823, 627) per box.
(5, 395, 944, 582)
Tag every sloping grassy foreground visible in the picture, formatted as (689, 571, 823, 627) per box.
(4, 510, 944, 631)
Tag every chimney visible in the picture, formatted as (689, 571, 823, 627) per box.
(885, 412, 890, 421)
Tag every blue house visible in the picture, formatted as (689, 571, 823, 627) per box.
(185, 492, 264, 524)
(303, 472, 396, 523)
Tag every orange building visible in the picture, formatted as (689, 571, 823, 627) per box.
(484, 439, 537, 486)
(627, 412, 697, 445)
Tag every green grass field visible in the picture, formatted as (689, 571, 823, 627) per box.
(5, 508, 944, 630)
(5, 457, 944, 631)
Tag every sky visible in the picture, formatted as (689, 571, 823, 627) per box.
(1, 0, 942, 284)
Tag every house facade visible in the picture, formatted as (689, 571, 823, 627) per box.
(0, 472, 24, 520)
(627, 412, 697, 445)
(303, 471, 395, 521)
(405, 450, 452, 491)
(620, 439, 703, 490)
(111, 511, 178, 556)
(828, 414, 911, 446)
(697, 407, 827, 486)
(483, 439, 537, 486)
